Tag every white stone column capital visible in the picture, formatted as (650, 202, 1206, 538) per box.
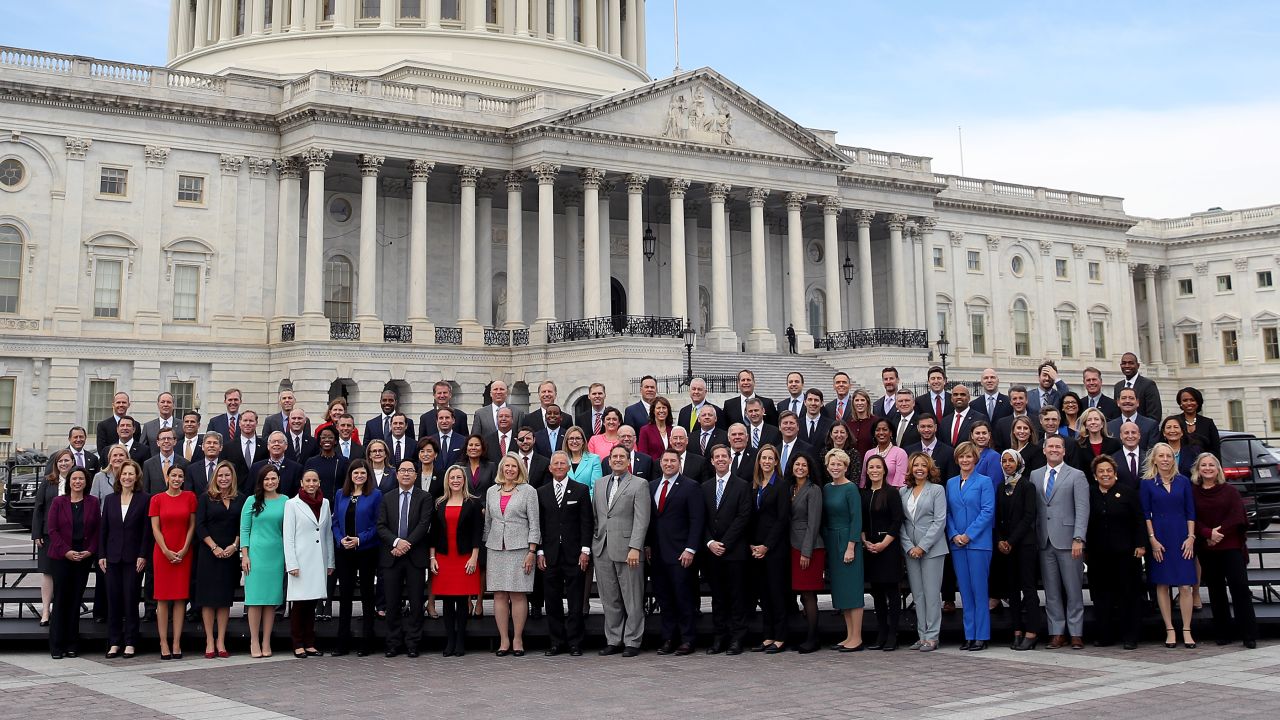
(821, 196, 841, 215)
(919, 216, 939, 231)
(531, 162, 560, 184)
(625, 173, 649, 193)
(247, 157, 274, 176)
(887, 213, 908, 230)
(707, 182, 732, 201)
(505, 170, 527, 192)
(785, 192, 808, 211)
(275, 157, 302, 179)
(748, 187, 770, 207)
(409, 160, 435, 181)
(459, 165, 485, 186)
(950, 231, 965, 247)
(986, 234, 1002, 251)
(301, 147, 332, 171)
(855, 208, 875, 227)
(560, 187, 583, 206)
(579, 167, 606, 188)
(219, 155, 244, 175)
(667, 177, 691, 198)
(64, 137, 93, 160)
(359, 154, 385, 176)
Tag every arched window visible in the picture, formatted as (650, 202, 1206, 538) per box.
(323, 256, 353, 323)
(0, 225, 22, 314)
(1013, 298, 1032, 357)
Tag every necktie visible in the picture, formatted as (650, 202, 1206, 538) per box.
(701, 431, 710, 453)
(732, 451, 741, 474)
(1089, 396, 1097, 409)
(952, 413, 962, 445)
(399, 491, 410, 537)
(207, 460, 215, 479)
(294, 435, 301, 456)
(185, 439, 194, 460)
(1126, 380, 1133, 389)
(897, 417, 909, 446)
(751, 426, 760, 448)
(594, 412, 602, 434)
(229, 415, 237, 437)
(75, 451, 84, 468)
(394, 439, 402, 462)
(715, 477, 725, 509)
(658, 479, 670, 512)
(523, 455, 529, 468)
(1045, 467, 1057, 499)
(384, 416, 391, 439)
(837, 398, 846, 418)
(1129, 452, 1138, 479)
(987, 396, 995, 418)
(162, 419, 169, 429)
(607, 475, 619, 506)
(500, 434, 508, 454)
(555, 481, 565, 505)
(791, 398, 800, 415)
(935, 395, 943, 419)
(689, 408, 698, 431)
(1042, 391, 1050, 409)
(162, 457, 170, 479)
(442, 434, 451, 456)
(781, 443, 790, 470)
(809, 419, 816, 437)
(341, 441, 349, 458)
(244, 440, 252, 461)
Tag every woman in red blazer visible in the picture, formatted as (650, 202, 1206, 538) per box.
(47, 467, 100, 659)
(637, 397, 675, 459)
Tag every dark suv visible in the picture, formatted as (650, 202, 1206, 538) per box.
(1219, 432, 1280, 530)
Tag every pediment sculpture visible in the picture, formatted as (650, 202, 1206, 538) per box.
(660, 85, 735, 146)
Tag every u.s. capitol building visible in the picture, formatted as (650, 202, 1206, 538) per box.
(0, 0, 1275, 447)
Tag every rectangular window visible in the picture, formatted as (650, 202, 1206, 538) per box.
(323, 0, 335, 20)
(1092, 320, 1106, 359)
(0, 233, 20, 313)
(488, 0, 499, 23)
(932, 247, 944, 269)
(1183, 332, 1200, 366)
(1222, 329, 1239, 364)
(970, 313, 986, 355)
(1271, 398, 1280, 432)
(1227, 400, 1245, 433)
(966, 250, 981, 271)
(100, 167, 128, 196)
(176, 175, 204, 204)
(937, 310, 949, 340)
(360, 0, 380, 18)
(93, 259, 122, 318)
(441, 0, 459, 19)
(1178, 278, 1194, 296)
(87, 380, 116, 426)
(1217, 274, 1233, 292)
(1055, 258, 1068, 278)
(170, 381, 195, 421)
(1059, 318, 1074, 357)
(1265, 327, 1280, 361)
(264, 0, 274, 27)
(400, 0, 421, 17)
(1088, 261, 1101, 281)
(0, 377, 13, 436)
(1260, 270, 1275, 289)
(172, 265, 200, 321)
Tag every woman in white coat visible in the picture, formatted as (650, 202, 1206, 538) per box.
(283, 469, 335, 659)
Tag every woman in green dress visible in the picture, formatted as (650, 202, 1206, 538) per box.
(823, 447, 865, 652)
(240, 464, 287, 658)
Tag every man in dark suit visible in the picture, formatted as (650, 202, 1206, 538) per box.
(823, 372, 854, 423)
(533, 405, 568, 458)
(1115, 352, 1162, 421)
(669, 427, 710, 483)
(722, 369, 777, 428)
(677, 377, 724, 433)
(1027, 361, 1072, 417)
(261, 389, 309, 440)
(141, 391, 178, 456)
(971, 368, 1013, 424)
(376, 461, 433, 658)
(383, 413, 414, 466)
(702, 444, 753, 654)
(646, 449, 705, 655)
(623, 375, 658, 433)
(537, 452, 594, 655)
(418, 380, 468, 437)
(616, 425, 654, 480)
(691, 405, 728, 458)
(222, 409, 267, 482)
(335, 414, 363, 460)
(513, 428, 551, 488)
(250, 432, 304, 496)
(485, 407, 519, 463)
(284, 409, 318, 464)
(95, 390, 132, 451)
(777, 371, 807, 420)
(177, 411, 203, 462)
(429, 408, 465, 475)
(205, 387, 243, 446)
(1111, 421, 1147, 489)
(47, 426, 101, 477)
(725, 424, 756, 481)
(1081, 367, 1121, 421)
(183, 431, 224, 496)
(916, 366, 950, 421)
(141, 427, 189, 494)
(365, 388, 416, 448)
(776, 411, 813, 477)
(582, 382, 608, 439)
(798, 389, 832, 447)
(942, 385, 986, 447)
(903, 414, 956, 480)
(115, 416, 150, 464)
(522, 380, 575, 433)
(743, 398, 783, 450)
(1107, 388, 1160, 451)
(889, 390, 921, 448)
(873, 367, 901, 419)
(994, 386, 1032, 451)
(473, 380, 522, 438)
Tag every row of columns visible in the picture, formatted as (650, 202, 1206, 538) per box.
(171, 0, 646, 67)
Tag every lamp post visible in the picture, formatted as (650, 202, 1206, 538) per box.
(937, 329, 950, 375)
(682, 321, 696, 386)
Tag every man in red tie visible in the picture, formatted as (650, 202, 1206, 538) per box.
(947, 385, 976, 446)
(645, 449, 705, 655)
(915, 366, 949, 421)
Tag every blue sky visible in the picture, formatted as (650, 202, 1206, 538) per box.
(4, 0, 1277, 217)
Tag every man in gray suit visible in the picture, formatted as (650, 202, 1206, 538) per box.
(473, 379, 525, 438)
(1031, 434, 1090, 649)
(140, 391, 178, 457)
(593, 444, 651, 657)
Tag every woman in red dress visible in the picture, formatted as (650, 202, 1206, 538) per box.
(430, 465, 483, 657)
(148, 463, 196, 659)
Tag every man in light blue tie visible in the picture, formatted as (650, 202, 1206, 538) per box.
(1030, 435, 1089, 649)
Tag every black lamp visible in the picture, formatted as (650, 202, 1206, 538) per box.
(682, 322, 696, 385)
(937, 329, 951, 374)
(643, 182, 656, 261)
(842, 255, 854, 285)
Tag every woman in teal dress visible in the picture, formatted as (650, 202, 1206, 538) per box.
(823, 447, 865, 652)
(240, 465, 287, 658)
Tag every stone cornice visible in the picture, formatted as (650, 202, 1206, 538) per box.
(1127, 227, 1278, 248)
(837, 173, 946, 197)
(935, 196, 1137, 231)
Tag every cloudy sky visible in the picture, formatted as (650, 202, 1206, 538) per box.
(4, 0, 1276, 217)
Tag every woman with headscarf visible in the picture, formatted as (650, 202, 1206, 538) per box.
(995, 449, 1039, 650)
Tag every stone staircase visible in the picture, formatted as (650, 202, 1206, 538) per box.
(689, 350, 850, 399)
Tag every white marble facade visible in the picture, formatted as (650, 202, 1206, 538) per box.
(0, 3, 1275, 449)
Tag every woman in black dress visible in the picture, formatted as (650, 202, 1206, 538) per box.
(1176, 387, 1220, 459)
(194, 461, 245, 658)
(995, 449, 1039, 650)
(1086, 455, 1147, 649)
(862, 454, 904, 651)
(749, 445, 791, 653)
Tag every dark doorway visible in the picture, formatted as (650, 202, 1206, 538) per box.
(611, 277, 627, 332)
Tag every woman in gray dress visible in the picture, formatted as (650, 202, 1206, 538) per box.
(484, 453, 541, 656)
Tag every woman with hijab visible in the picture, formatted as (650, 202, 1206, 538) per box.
(995, 449, 1038, 650)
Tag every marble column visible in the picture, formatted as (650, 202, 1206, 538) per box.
(705, 183, 737, 351)
(272, 0, 286, 31)
(291, 0, 305, 31)
(856, 209, 874, 328)
(380, 0, 397, 28)
(427, 0, 443, 28)
(134, 146, 168, 336)
(504, 171, 526, 328)
(300, 148, 331, 333)
(581, 168, 604, 318)
(220, 0, 237, 39)
(668, 178, 691, 322)
(582, 0, 598, 48)
(821, 197, 841, 336)
(476, 177, 495, 326)
(355, 155, 384, 327)
(598, 179, 613, 313)
(685, 203, 700, 334)
(553, 0, 568, 40)
(250, 0, 267, 34)
(784, 192, 811, 351)
(515, 0, 530, 34)
(607, 0, 622, 56)
(562, 189, 582, 320)
(406, 160, 433, 334)
(536, 0, 548, 36)
(625, 173, 647, 315)
(920, 217, 939, 342)
(1073, 243, 1091, 358)
(215, 155, 244, 325)
(468, 0, 486, 30)
(457, 165, 484, 329)
(623, 0, 638, 63)
(169, 0, 181, 57)
(746, 188, 775, 352)
(887, 213, 907, 328)
(533, 163, 560, 326)
(177, 0, 193, 53)
(1144, 266, 1163, 365)
(273, 157, 301, 319)
(194, 0, 210, 47)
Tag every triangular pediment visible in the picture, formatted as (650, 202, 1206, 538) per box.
(528, 69, 850, 166)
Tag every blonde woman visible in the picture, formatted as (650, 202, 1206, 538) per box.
(483, 453, 541, 656)
(432, 465, 484, 657)
(1140, 442, 1197, 649)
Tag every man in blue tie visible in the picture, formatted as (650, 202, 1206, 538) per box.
(1030, 435, 1089, 649)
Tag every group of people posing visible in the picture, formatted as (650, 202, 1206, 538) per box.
(33, 352, 1258, 660)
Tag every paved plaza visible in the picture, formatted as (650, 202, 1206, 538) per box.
(0, 640, 1277, 720)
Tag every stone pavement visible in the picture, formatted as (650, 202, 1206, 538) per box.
(0, 641, 1278, 720)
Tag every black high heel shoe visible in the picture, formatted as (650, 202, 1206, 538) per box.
(1164, 628, 1177, 649)
(1182, 629, 1196, 649)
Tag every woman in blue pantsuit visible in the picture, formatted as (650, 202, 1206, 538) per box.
(946, 441, 995, 651)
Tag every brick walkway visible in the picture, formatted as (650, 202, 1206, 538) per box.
(0, 642, 1277, 719)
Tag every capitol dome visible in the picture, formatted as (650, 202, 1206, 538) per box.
(167, 0, 651, 96)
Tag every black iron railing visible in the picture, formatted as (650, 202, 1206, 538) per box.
(547, 315, 685, 344)
(280, 322, 296, 342)
(820, 327, 929, 351)
(330, 322, 361, 341)
(484, 328, 512, 346)
(434, 326, 463, 345)
(513, 328, 529, 347)
(383, 324, 413, 343)
(633, 374, 738, 396)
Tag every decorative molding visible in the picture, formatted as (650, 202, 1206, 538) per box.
(855, 209, 875, 227)
(887, 213, 908, 231)
(785, 192, 807, 211)
(301, 147, 332, 171)
(274, 157, 301, 180)
(1039, 239, 1054, 255)
(1193, 262, 1208, 276)
(707, 182, 732, 202)
(949, 231, 963, 247)
(457, 165, 484, 187)
(530, 162, 560, 185)
(219, 154, 244, 175)
(1156, 266, 1171, 280)
(578, 167, 605, 189)
(1072, 243, 1086, 258)
(64, 137, 92, 160)
(0, 318, 40, 331)
(1118, 250, 1131, 263)
(919, 216, 938, 231)
(625, 173, 648, 193)
(504, 170, 526, 192)
(747, 187, 769, 207)
(359, 154, 385, 177)
(1128, 262, 1141, 276)
(143, 145, 169, 169)
(822, 196, 841, 215)
(658, 84, 735, 146)
(1234, 257, 1249, 270)
(1104, 247, 1119, 260)
(667, 178, 691, 198)
(246, 156, 274, 176)
(986, 234, 1002, 251)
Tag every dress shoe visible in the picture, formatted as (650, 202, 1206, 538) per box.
(657, 641, 676, 655)
(797, 642, 818, 654)
(385, 650, 401, 658)
(160, 653, 172, 661)
(1046, 635, 1067, 649)
(866, 641, 885, 651)
(837, 643, 864, 653)
(495, 648, 511, 657)
(622, 646, 640, 657)
(171, 653, 181, 660)
(881, 642, 897, 652)
(598, 645, 622, 656)
(750, 643, 769, 652)
(294, 651, 308, 660)
(64, 650, 78, 658)
(765, 644, 786, 654)
(512, 649, 525, 657)
(1244, 639, 1257, 649)
(1123, 641, 1138, 650)
(725, 642, 743, 655)
(674, 643, 694, 656)
(1016, 636, 1040, 651)
(407, 650, 420, 658)
(204, 651, 216, 659)
(356, 649, 370, 657)
(330, 649, 349, 657)
(569, 646, 582, 656)
(1010, 635, 1023, 651)
(218, 650, 230, 658)
(544, 644, 563, 657)
(967, 641, 988, 652)
(942, 601, 956, 614)
(50, 653, 62, 660)
(1165, 627, 1178, 648)
(122, 649, 136, 659)
(39, 618, 50, 627)
(305, 649, 322, 656)
(706, 641, 725, 655)
(958, 640, 973, 651)
(105, 648, 120, 659)
(1070, 636, 1084, 649)
(919, 641, 938, 652)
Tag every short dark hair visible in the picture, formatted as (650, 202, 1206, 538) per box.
(882, 367, 899, 378)
(1008, 385, 1028, 397)
(928, 365, 946, 379)
(1038, 360, 1058, 374)
(805, 388, 825, 403)
(67, 426, 87, 439)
